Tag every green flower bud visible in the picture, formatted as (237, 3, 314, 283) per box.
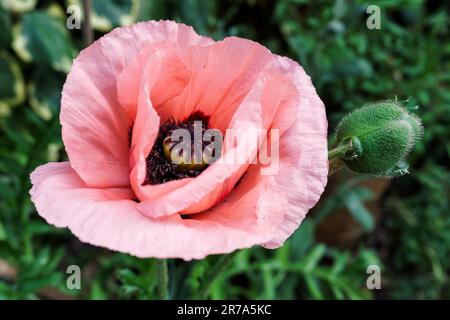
(333, 100, 423, 176)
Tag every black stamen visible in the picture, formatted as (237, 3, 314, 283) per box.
(143, 111, 215, 185)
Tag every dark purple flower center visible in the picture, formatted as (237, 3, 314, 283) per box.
(143, 111, 221, 185)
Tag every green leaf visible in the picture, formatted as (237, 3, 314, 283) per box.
(68, 0, 140, 32)
(0, 52, 25, 109)
(1, 0, 37, 13)
(28, 67, 65, 120)
(331, 251, 351, 275)
(344, 190, 375, 232)
(0, 218, 6, 240)
(89, 281, 107, 300)
(290, 219, 315, 258)
(12, 10, 77, 73)
(117, 268, 142, 287)
(304, 244, 326, 272)
(187, 259, 209, 292)
(0, 5, 12, 48)
(262, 265, 276, 299)
(18, 273, 62, 296)
(136, 0, 168, 21)
(305, 276, 324, 299)
(116, 260, 159, 299)
(175, 0, 218, 35)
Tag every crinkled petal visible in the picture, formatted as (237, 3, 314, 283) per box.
(137, 75, 266, 216)
(136, 38, 300, 216)
(61, 21, 212, 188)
(194, 57, 328, 249)
(32, 21, 328, 259)
(157, 37, 274, 130)
(30, 162, 273, 260)
(117, 42, 191, 122)
(261, 57, 328, 248)
(194, 55, 328, 248)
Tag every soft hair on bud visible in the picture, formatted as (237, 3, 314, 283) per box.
(335, 100, 423, 176)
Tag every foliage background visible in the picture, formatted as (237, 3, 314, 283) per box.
(0, 0, 448, 299)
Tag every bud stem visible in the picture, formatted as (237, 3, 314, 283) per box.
(328, 140, 355, 175)
(155, 259, 169, 300)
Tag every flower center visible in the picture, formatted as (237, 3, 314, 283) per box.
(144, 112, 222, 185)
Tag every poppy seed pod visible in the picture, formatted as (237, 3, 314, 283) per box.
(335, 101, 423, 176)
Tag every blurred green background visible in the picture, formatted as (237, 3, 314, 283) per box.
(0, 0, 449, 299)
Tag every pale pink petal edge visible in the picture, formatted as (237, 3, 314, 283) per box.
(262, 56, 328, 248)
(29, 162, 273, 260)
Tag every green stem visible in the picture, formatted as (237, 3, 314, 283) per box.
(199, 252, 238, 299)
(156, 259, 169, 300)
(82, 0, 94, 46)
(328, 141, 354, 175)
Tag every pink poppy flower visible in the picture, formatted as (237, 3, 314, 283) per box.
(30, 20, 328, 260)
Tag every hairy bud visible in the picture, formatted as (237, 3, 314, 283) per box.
(334, 100, 423, 176)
